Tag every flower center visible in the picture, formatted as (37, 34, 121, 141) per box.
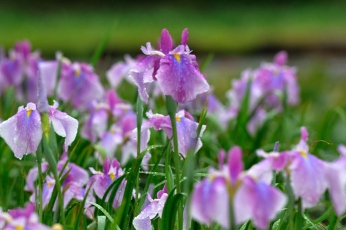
(173, 54, 181, 63)
(299, 150, 308, 159)
(26, 109, 32, 118)
(47, 181, 54, 188)
(109, 172, 116, 181)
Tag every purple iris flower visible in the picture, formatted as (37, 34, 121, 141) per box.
(81, 101, 110, 143)
(37, 52, 63, 96)
(133, 185, 168, 230)
(57, 62, 104, 110)
(129, 28, 209, 104)
(88, 158, 126, 209)
(257, 127, 328, 209)
(225, 51, 299, 135)
(146, 110, 206, 157)
(191, 146, 287, 229)
(106, 54, 138, 88)
(25, 156, 90, 212)
(1, 203, 50, 230)
(0, 101, 78, 159)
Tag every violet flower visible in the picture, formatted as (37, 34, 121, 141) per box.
(106, 54, 138, 88)
(146, 110, 206, 157)
(191, 146, 287, 229)
(25, 156, 90, 211)
(57, 62, 104, 110)
(0, 100, 78, 159)
(257, 127, 328, 209)
(225, 51, 299, 135)
(129, 28, 209, 104)
(133, 185, 168, 230)
(88, 158, 126, 208)
(2, 203, 50, 230)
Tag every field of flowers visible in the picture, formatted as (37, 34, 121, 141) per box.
(0, 28, 346, 230)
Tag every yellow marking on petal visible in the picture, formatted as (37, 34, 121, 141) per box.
(16, 225, 24, 230)
(173, 54, 181, 63)
(26, 109, 32, 118)
(175, 116, 181, 122)
(74, 69, 81, 77)
(47, 182, 54, 188)
(110, 172, 116, 181)
(299, 150, 308, 159)
(110, 129, 116, 134)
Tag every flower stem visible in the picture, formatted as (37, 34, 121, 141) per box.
(35, 144, 44, 222)
(165, 95, 183, 230)
(229, 197, 237, 230)
(134, 96, 143, 217)
(42, 135, 65, 226)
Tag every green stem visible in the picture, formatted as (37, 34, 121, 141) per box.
(134, 96, 143, 217)
(229, 197, 237, 230)
(165, 95, 183, 230)
(42, 135, 66, 226)
(36, 144, 44, 222)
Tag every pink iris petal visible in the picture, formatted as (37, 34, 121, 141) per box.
(181, 28, 189, 46)
(57, 62, 104, 110)
(49, 101, 78, 148)
(160, 29, 173, 55)
(88, 158, 125, 208)
(133, 187, 168, 230)
(274, 51, 288, 66)
(325, 155, 346, 215)
(0, 103, 42, 159)
(38, 60, 58, 96)
(24, 162, 49, 192)
(146, 110, 205, 157)
(96, 125, 123, 159)
(0, 58, 22, 86)
(129, 55, 158, 103)
(234, 176, 287, 229)
(228, 146, 244, 185)
(106, 55, 137, 88)
(156, 53, 209, 103)
(289, 152, 327, 208)
(81, 102, 109, 143)
(191, 176, 229, 228)
(256, 149, 289, 171)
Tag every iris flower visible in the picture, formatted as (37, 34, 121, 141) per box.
(129, 28, 209, 104)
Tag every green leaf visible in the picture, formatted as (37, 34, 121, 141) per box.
(97, 216, 106, 230)
(161, 191, 185, 229)
(87, 202, 121, 230)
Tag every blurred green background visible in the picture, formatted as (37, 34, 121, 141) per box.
(1, 0, 346, 129)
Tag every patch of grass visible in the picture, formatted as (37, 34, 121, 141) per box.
(1, 3, 346, 57)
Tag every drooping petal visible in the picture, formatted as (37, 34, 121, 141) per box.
(129, 56, 158, 103)
(289, 152, 327, 208)
(156, 53, 209, 103)
(49, 101, 78, 148)
(191, 177, 229, 228)
(234, 176, 287, 229)
(0, 103, 42, 159)
(133, 193, 168, 230)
